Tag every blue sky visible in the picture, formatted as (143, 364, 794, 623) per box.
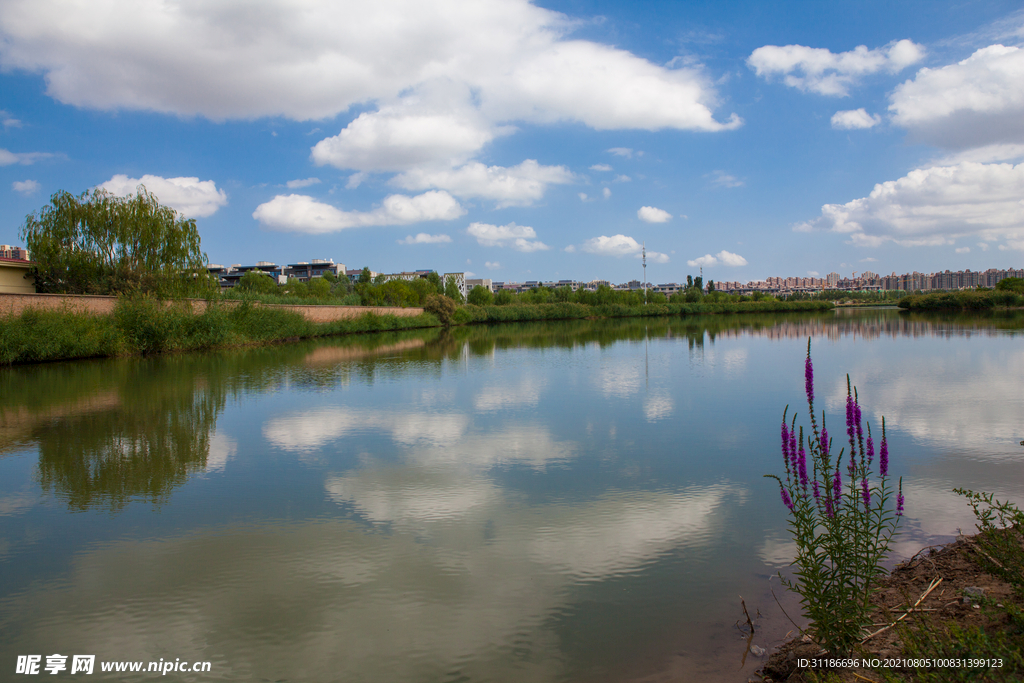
(1, 0, 1022, 284)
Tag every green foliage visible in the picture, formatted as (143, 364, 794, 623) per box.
(467, 285, 494, 306)
(954, 489, 1024, 593)
(0, 307, 123, 363)
(898, 290, 1024, 310)
(19, 186, 213, 297)
(308, 277, 331, 298)
(237, 270, 279, 294)
(282, 278, 309, 298)
(443, 276, 465, 303)
(358, 267, 372, 284)
(767, 340, 902, 656)
(424, 294, 458, 325)
(493, 289, 514, 305)
(995, 277, 1024, 293)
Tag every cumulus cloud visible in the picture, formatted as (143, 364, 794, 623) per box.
(253, 191, 465, 234)
(391, 159, 573, 207)
(608, 148, 634, 158)
(889, 45, 1024, 149)
(831, 108, 881, 130)
(579, 234, 669, 262)
(398, 233, 452, 245)
(686, 250, 748, 267)
(637, 206, 672, 223)
(1, 110, 21, 128)
(286, 177, 321, 189)
(0, 1, 741, 164)
(748, 39, 924, 96)
(467, 222, 549, 252)
(802, 161, 1024, 247)
(590, 164, 612, 171)
(97, 174, 228, 217)
(485, 261, 500, 269)
(0, 149, 54, 165)
(955, 246, 970, 253)
(12, 179, 39, 195)
(602, 187, 611, 199)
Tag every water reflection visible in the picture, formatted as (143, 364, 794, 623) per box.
(1, 308, 1023, 683)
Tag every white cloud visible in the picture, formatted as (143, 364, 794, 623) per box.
(889, 45, 1024, 149)
(831, 108, 881, 130)
(398, 233, 452, 245)
(0, 1, 741, 176)
(614, 174, 631, 183)
(590, 164, 612, 171)
(686, 250, 747, 267)
(808, 270, 820, 276)
(579, 234, 669, 262)
(978, 242, 989, 251)
(748, 39, 924, 96)
(485, 261, 500, 269)
(707, 170, 744, 187)
(602, 187, 611, 199)
(637, 206, 672, 223)
(860, 257, 879, 262)
(805, 162, 1024, 247)
(581, 234, 642, 257)
(687, 254, 718, 267)
(578, 192, 590, 202)
(0, 149, 54, 165)
(97, 174, 228, 218)
(467, 222, 549, 252)
(253, 190, 465, 234)
(1, 110, 21, 128)
(311, 107, 502, 173)
(286, 177, 321, 189)
(955, 246, 970, 253)
(932, 143, 1024, 165)
(12, 179, 39, 195)
(391, 159, 573, 207)
(608, 148, 633, 158)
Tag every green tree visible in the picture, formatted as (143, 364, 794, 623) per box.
(694, 276, 703, 292)
(308, 277, 331, 298)
(20, 186, 213, 296)
(237, 270, 278, 294)
(282, 278, 309, 297)
(426, 271, 443, 295)
(358, 267, 372, 284)
(494, 289, 515, 305)
(443, 276, 465, 303)
(707, 279, 715, 293)
(996, 277, 1024, 293)
(467, 285, 494, 306)
(686, 275, 693, 289)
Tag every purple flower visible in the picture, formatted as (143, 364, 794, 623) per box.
(880, 435, 889, 478)
(805, 353, 814, 406)
(861, 478, 870, 510)
(790, 431, 798, 472)
(820, 427, 829, 456)
(854, 400, 863, 448)
(846, 395, 856, 447)
(866, 435, 874, 467)
(812, 479, 821, 502)
(833, 468, 842, 508)
(897, 491, 904, 517)
(824, 496, 834, 518)
(781, 487, 794, 511)
(781, 421, 790, 459)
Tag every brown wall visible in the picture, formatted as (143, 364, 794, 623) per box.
(0, 293, 424, 321)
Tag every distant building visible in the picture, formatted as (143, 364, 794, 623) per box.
(466, 278, 493, 292)
(218, 262, 286, 288)
(284, 259, 345, 282)
(443, 272, 467, 299)
(0, 245, 29, 261)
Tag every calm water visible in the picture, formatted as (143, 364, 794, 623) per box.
(1, 309, 1023, 682)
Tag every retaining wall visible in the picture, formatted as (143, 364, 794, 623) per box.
(0, 293, 423, 322)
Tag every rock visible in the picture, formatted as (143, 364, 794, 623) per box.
(962, 586, 986, 604)
(750, 644, 767, 657)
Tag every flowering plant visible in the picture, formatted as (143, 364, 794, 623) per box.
(766, 339, 903, 656)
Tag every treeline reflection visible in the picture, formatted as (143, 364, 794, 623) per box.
(2, 309, 1020, 510)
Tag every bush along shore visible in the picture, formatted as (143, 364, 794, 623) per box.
(0, 295, 833, 365)
(898, 279, 1024, 311)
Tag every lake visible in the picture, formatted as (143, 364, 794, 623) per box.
(2, 309, 1023, 681)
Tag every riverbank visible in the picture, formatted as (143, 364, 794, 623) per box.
(0, 297, 832, 365)
(898, 290, 1024, 311)
(760, 532, 1024, 682)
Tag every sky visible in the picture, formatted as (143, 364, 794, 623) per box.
(1, 0, 1023, 285)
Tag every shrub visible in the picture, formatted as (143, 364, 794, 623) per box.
(424, 294, 457, 325)
(766, 339, 903, 656)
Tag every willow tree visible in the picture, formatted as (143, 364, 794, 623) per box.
(19, 186, 213, 296)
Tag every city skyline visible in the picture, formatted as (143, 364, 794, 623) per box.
(1, 1, 1023, 283)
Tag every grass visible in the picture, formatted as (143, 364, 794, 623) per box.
(898, 290, 1024, 311)
(0, 297, 441, 364)
(1, 295, 831, 365)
